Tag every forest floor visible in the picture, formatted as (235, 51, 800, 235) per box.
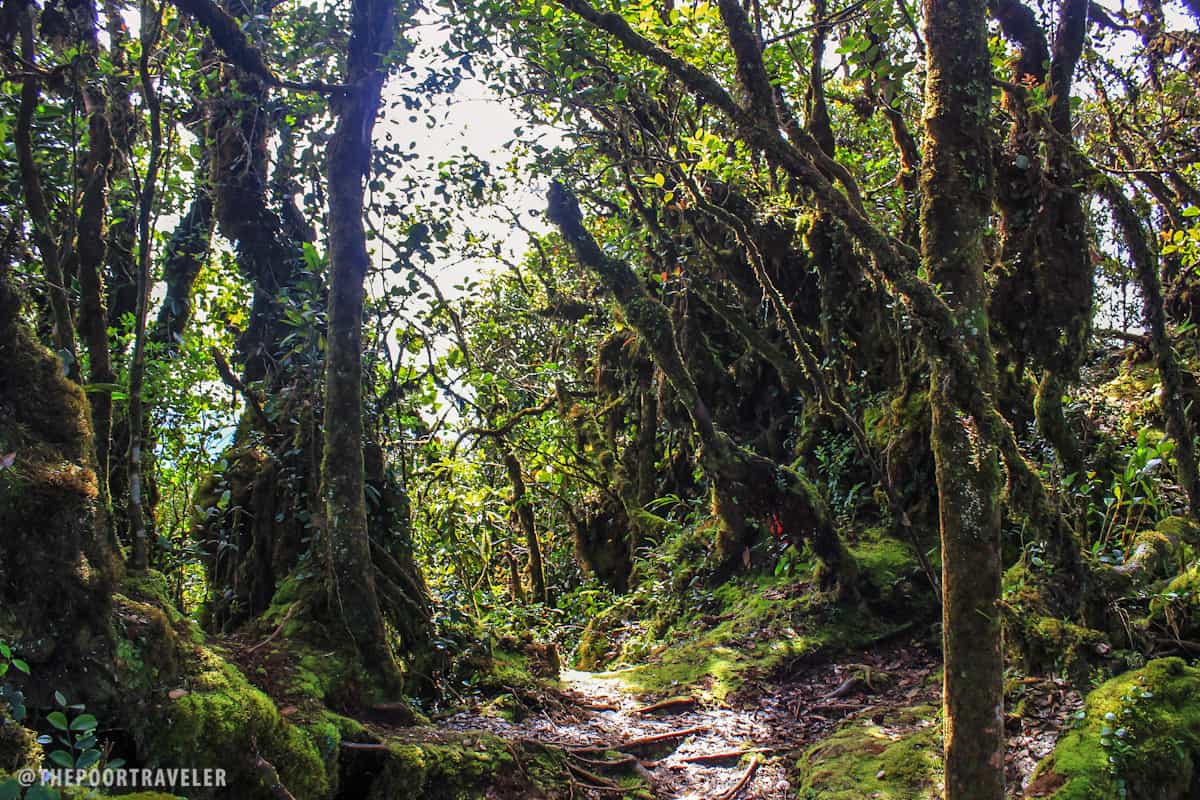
(349, 636, 1079, 799)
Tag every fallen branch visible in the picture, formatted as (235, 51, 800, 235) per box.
(716, 756, 760, 800)
(681, 749, 761, 765)
(245, 602, 298, 655)
(810, 701, 869, 711)
(566, 760, 623, 790)
(569, 725, 709, 754)
(632, 696, 696, 715)
(571, 753, 639, 769)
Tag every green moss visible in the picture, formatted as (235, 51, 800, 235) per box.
(851, 528, 932, 612)
(795, 706, 942, 799)
(0, 707, 41, 773)
(1146, 565, 1200, 643)
(121, 571, 175, 609)
(603, 575, 899, 701)
(110, 603, 334, 800)
(1003, 562, 1108, 683)
(349, 733, 578, 800)
(1029, 658, 1200, 799)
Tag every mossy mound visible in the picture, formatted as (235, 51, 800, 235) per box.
(590, 574, 903, 702)
(795, 705, 942, 799)
(1027, 657, 1200, 799)
(110, 594, 333, 800)
(339, 732, 576, 799)
(1003, 561, 1109, 685)
(851, 527, 935, 613)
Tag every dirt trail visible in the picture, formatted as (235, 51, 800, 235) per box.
(434, 641, 944, 799)
(440, 668, 797, 799)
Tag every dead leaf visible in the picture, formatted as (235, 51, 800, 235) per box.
(168, 688, 189, 700)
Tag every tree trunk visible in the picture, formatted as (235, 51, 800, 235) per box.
(921, 0, 1006, 796)
(502, 447, 548, 604)
(322, 0, 403, 687)
(127, 4, 163, 571)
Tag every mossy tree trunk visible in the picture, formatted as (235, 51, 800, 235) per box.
(1104, 182, 1200, 520)
(0, 263, 118, 670)
(322, 0, 406, 687)
(921, 0, 1006, 796)
(501, 446, 548, 604)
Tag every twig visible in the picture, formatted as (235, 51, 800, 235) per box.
(245, 602, 298, 655)
(340, 741, 389, 751)
(716, 756, 760, 800)
(566, 761, 623, 789)
(571, 753, 639, 768)
(253, 756, 298, 800)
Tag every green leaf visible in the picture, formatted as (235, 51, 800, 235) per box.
(49, 748, 75, 767)
(0, 778, 21, 800)
(1183, 206, 1199, 218)
(26, 784, 60, 800)
(75, 749, 101, 769)
(12, 658, 29, 674)
(70, 714, 98, 732)
(0, 643, 10, 659)
(54, 691, 67, 707)
(47, 711, 69, 731)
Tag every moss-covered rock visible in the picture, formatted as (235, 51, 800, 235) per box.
(1027, 657, 1200, 799)
(144, 646, 329, 800)
(0, 706, 41, 774)
(110, 595, 334, 800)
(340, 732, 577, 800)
(795, 705, 942, 799)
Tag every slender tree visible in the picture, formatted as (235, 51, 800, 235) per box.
(921, 0, 1006, 795)
(322, 0, 408, 685)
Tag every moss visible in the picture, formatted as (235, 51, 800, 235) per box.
(111, 602, 333, 800)
(603, 575, 899, 701)
(795, 705, 942, 798)
(1146, 564, 1200, 642)
(851, 527, 932, 612)
(0, 707, 41, 773)
(1028, 658, 1200, 799)
(344, 733, 577, 799)
(1003, 562, 1108, 684)
(0, 276, 116, 664)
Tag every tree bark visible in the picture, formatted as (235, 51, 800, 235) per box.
(127, 1, 163, 571)
(502, 447, 548, 604)
(322, 0, 403, 686)
(921, 0, 1006, 796)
